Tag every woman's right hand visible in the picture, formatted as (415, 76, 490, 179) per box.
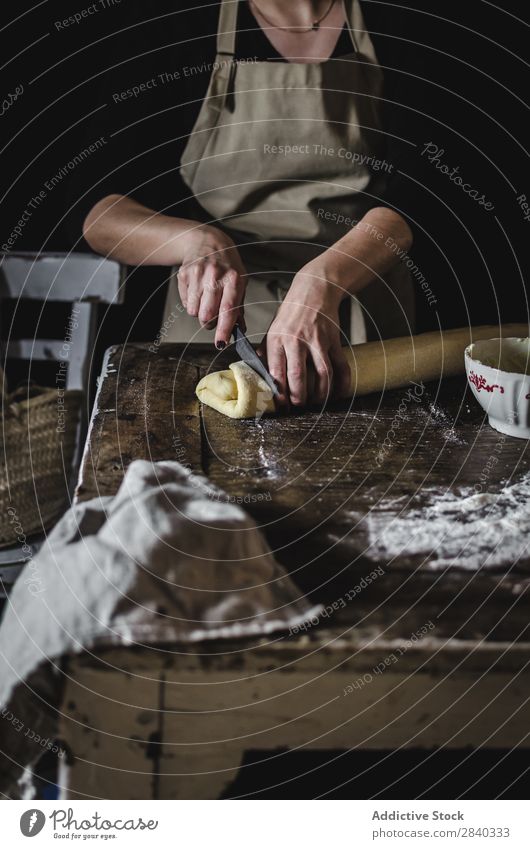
(178, 225, 247, 348)
(82, 197, 247, 346)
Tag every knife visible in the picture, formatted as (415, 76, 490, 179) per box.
(232, 323, 280, 398)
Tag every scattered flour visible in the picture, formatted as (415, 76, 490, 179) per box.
(416, 400, 466, 445)
(366, 473, 530, 570)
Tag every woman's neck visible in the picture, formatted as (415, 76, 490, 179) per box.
(248, 0, 347, 64)
(250, 0, 336, 30)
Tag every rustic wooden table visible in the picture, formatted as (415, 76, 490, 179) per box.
(57, 343, 530, 799)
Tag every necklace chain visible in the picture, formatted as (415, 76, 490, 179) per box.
(249, 0, 337, 33)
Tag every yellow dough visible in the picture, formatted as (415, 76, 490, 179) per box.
(196, 360, 276, 419)
(196, 324, 528, 419)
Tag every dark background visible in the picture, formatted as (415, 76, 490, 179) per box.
(1, 0, 529, 360)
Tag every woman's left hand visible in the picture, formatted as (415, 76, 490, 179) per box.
(258, 263, 352, 408)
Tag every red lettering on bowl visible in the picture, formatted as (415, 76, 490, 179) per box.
(468, 371, 505, 394)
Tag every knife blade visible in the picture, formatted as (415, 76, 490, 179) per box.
(232, 324, 279, 398)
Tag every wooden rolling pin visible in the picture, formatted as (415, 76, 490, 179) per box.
(196, 324, 529, 418)
(343, 323, 529, 396)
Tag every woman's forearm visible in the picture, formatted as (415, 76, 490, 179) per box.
(299, 206, 413, 304)
(82, 194, 206, 265)
(267, 207, 413, 405)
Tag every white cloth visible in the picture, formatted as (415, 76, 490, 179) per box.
(0, 461, 319, 794)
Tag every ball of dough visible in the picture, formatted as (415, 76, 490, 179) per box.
(196, 361, 275, 419)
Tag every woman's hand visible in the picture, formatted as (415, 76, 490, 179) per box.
(259, 263, 351, 407)
(177, 225, 247, 348)
(258, 208, 413, 408)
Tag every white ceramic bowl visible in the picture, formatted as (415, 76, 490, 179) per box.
(464, 337, 530, 439)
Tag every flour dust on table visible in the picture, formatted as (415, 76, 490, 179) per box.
(365, 472, 530, 570)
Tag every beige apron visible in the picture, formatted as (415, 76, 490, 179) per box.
(163, 0, 414, 344)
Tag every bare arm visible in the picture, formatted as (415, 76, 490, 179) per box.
(261, 207, 413, 407)
(83, 193, 205, 266)
(310, 206, 413, 300)
(83, 194, 247, 345)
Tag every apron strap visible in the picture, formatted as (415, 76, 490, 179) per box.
(212, 0, 380, 114)
(343, 0, 379, 60)
(217, 0, 238, 56)
(217, 0, 376, 59)
(342, 0, 360, 53)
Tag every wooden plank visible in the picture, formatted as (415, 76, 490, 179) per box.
(76, 344, 203, 501)
(68, 634, 530, 677)
(57, 668, 163, 800)
(57, 644, 530, 798)
(201, 374, 530, 578)
(200, 368, 530, 639)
